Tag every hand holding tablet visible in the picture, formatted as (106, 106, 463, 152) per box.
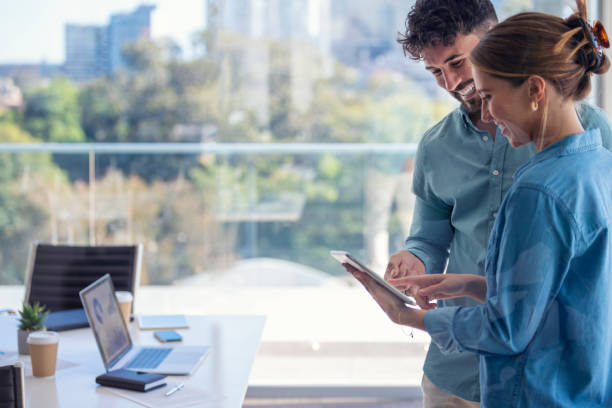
(330, 250, 418, 307)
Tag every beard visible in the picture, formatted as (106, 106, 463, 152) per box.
(450, 80, 482, 115)
(459, 94, 482, 115)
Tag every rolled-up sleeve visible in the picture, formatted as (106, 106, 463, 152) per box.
(425, 306, 463, 353)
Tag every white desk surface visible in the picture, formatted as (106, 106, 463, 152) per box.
(0, 314, 266, 408)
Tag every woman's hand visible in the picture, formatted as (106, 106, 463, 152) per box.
(342, 263, 426, 330)
(389, 274, 487, 304)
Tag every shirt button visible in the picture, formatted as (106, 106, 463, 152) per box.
(492, 170, 500, 176)
(493, 212, 498, 218)
(482, 136, 489, 142)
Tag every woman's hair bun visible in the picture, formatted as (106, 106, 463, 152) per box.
(565, 16, 610, 75)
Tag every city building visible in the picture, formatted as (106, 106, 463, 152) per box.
(330, 0, 407, 68)
(206, 0, 330, 55)
(64, 4, 155, 82)
(205, 0, 332, 125)
(108, 4, 156, 73)
(64, 25, 109, 82)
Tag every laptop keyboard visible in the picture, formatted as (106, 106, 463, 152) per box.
(125, 347, 172, 369)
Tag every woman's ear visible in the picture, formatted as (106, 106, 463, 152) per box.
(527, 75, 546, 104)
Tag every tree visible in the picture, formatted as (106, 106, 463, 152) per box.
(0, 123, 66, 284)
(22, 78, 85, 143)
(79, 81, 128, 142)
(79, 39, 226, 182)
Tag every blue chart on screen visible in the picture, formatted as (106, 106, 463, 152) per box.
(93, 298, 104, 324)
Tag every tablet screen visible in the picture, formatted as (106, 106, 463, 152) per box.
(330, 250, 417, 307)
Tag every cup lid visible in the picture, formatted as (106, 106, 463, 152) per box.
(115, 291, 133, 302)
(27, 331, 59, 345)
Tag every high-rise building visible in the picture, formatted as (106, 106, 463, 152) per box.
(108, 4, 156, 73)
(64, 4, 155, 82)
(64, 24, 108, 82)
(205, 0, 332, 124)
(330, 0, 406, 68)
(208, 0, 406, 68)
(207, 0, 330, 54)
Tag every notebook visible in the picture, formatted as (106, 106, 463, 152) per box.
(95, 369, 166, 392)
(79, 274, 209, 375)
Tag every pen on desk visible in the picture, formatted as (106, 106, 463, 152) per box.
(165, 383, 184, 397)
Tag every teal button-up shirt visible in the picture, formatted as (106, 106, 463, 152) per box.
(405, 103, 612, 401)
(425, 130, 612, 407)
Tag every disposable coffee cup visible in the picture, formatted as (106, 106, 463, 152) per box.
(115, 291, 133, 327)
(27, 331, 59, 378)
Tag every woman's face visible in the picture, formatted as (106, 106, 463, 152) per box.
(473, 68, 538, 148)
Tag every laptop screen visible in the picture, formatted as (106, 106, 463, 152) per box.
(79, 274, 131, 369)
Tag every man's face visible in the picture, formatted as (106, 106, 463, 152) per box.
(422, 33, 482, 113)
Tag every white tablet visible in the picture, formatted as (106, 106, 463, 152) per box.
(137, 314, 189, 330)
(330, 250, 417, 306)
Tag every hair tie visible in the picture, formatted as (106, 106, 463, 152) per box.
(593, 21, 610, 50)
(576, 19, 609, 70)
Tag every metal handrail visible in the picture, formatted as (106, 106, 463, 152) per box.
(0, 142, 418, 155)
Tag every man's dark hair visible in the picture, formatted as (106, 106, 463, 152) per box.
(398, 0, 498, 60)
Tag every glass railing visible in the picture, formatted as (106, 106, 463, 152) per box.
(0, 142, 417, 285)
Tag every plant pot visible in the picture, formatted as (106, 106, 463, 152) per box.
(17, 329, 32, 355)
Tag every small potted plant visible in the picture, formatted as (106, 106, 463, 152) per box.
(17, 302, 48, 355)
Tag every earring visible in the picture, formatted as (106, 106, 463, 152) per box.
(531, 101, 538, 111)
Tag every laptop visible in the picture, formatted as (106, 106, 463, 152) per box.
(79, 274, 209, 375)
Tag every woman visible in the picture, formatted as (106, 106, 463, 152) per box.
(346, 1, 612, 406)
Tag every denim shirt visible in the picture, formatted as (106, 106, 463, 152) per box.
(424, 130, 612, 407)
(405, 103, 612, 401)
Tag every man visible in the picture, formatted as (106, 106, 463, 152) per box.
(384, 1, 612, 407)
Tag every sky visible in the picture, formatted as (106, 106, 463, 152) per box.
(0, 0, 205, 64)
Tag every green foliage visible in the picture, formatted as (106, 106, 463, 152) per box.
(0, 108, 18, 124)
(318, 154, 342, 180)
(0, 123, 62, 284)
(81, 39, 222, 144)
(121, 39, 168, 72)
(17, 302, 49, 331)
(22, 78, 85, 143)
(78, 81, 127, 142)
(78, 39, 219, 181)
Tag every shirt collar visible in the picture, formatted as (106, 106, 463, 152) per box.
(459, 105, 504, 139)
(459, 105, 478, 131)
(513, 129, 603, 180)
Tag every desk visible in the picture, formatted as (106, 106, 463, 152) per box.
(0, 315, 266, 407)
